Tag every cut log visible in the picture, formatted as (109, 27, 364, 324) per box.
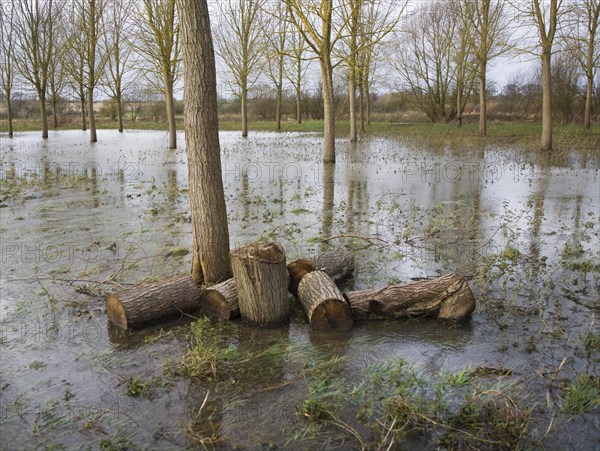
(231, 241, 289, 326)
(313, 250, 355, 284)
(287, 249, 355, 296)
(106, 274, 201, 329)
(345, 273, 475, 323)
(297, 270, 354, 330)
(199, 278, 239, 320)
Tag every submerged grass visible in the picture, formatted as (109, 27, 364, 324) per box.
(562, 374, 600, 415)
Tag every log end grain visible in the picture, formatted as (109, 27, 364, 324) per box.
(436, 276, 476, 323)
(310, 298, 354, 330)
(106, 292, 128, 329)
(287, 258, 317, 296)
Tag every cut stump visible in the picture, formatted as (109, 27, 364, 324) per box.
(345, 273, 475, 323)
(199, 278, 239, 320)
(297, 270, 354, 330)
(106, 274, 201, 329)
(231, 241, 289, 326)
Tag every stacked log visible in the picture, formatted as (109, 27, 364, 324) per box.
(231, 241, 289, 326)
(345, 273, 475, 323)
(297, 270, 354, 330)
(287, 249, 355, 296)
(106, 274, 201, 329)
(198, 278, 239, 320)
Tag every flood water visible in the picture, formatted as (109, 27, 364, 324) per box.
(0, 130, 598, 449)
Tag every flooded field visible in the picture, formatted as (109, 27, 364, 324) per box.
(0, 130, 598, 449)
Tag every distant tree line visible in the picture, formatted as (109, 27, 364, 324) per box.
(0, 0, 598, 154)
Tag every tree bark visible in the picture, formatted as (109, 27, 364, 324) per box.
(241, 81, 248, 138)
(479, 65, 486, 136)
(297, 270, 353, 330)
(165, 74, 177, 149)
(178, 0, 231, 285)
(345, 273, 475, 323)
(199, 278, 239, 319)
(117, 94, 124, 132)
(296, 59, 302, 124)
(321, 56, 336, 163)
(80, 95, 87, 131)
(584, 72, 592, 129)
(230, 241, 289, 326)
(540, 48, 553, 151)
(6, 96, 13, 137)
(37, 90, 48, 139)
(52, 97, 58, 129)
(106, 274, 201, 329)
(88, 86, 97, 142)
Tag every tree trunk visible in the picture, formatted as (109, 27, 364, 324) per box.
(296, 84, 302, 124)
(80, 95, 87, 131)
(456, 83, 463, 128)
(479, 64, 486, 136)
(296, 59, 302, 124)
(117, 94, 124, 132)
(231, 241, 289, 326)
(365, 82, 371, 126)
(178, 0, 231, 285)
(88, 86, 97, 142)
(39, 91, 48, 139)
(6, 96, 13, 138)
(199, 278, 239, 319)
(349, 71, 357, 142)
(584, 72, 592, 129)
(321, 56, 336, 163)
(297, 270, 353, 330)
(241, 82, 248, 138)
(106, 274, 201, 329)
(288, 249, 356, 296)
(165, 75, 177, 149)
(52, 97, 58, 129)
(345, 273, 475, 323)
(540, 49, 553, 151)
(358, 73, 365, 133)
(276, 54, 283, 131)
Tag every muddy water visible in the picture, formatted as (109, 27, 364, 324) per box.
(0, 130, 598, 449)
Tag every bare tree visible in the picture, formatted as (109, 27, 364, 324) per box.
(462, 0, 511, 135)
(176, 0, 231, 284)
(102, 0, 136, 132)
(284, 28, 311, 124)
(136, 0, 180, 149)
(514, 0, 565, 150)
(68, 0, 107, 142)
(13, 0, 63, 139)
(48, 42, 66, 129)
(563, 0, 600, 128)
(391, 1, 461, 122)
(0, 1, 16, 137)
(215, 0, 267, 138)
(263, 2, 288, 131)
(64, 29, 88, 131)
(341, 0, 404, 141)
(284, 0, 354, 163)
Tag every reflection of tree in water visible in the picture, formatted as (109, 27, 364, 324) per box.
(320, 163, 335, 253)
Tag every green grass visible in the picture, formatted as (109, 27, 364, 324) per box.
(3, 117, 598, 152)
(562, 374, 600, 415)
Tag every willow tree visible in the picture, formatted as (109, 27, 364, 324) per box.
(0, 1, 16, 137)
(103, 0, 136, 132)
(341, 0, 404, 140)
(176, 0, 231, 284)
(215, 0, 267, 138)
(565, 0, 599, 129)
(14, 0, 62, 139)
(137, 0, 180, 149)
(533, 0, 562, 150)
(285, 0, 341, 163)
(463, 0, 510, 135)
(264, 2, 288, 131)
